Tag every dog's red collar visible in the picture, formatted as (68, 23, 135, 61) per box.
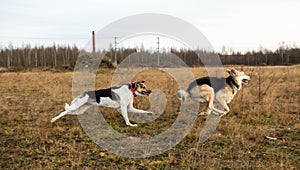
(129, 84, 137, 97)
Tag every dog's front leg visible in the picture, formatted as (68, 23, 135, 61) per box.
(120, 105, 137, 127)
(128, 106, 153, 114)
(128, 100, 153, 114)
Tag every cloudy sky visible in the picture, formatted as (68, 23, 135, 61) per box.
(0, 0, 299, 52)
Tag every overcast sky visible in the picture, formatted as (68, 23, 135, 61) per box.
(0, 0, 299, 52)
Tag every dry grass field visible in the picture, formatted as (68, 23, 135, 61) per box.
(0, 65, 299, 169)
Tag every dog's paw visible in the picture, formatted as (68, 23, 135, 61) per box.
(211, 111, 222, 117)
(197, 112, 206, 116)
(126, 122, 138, 127)
(219, 113, 226, 117)
(50, 118, 56, 123)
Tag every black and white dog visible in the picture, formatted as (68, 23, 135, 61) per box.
(51, 81, 152, 126)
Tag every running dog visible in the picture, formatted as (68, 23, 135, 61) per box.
(177, 68, 250, 116)
(51, 81, 152, 127)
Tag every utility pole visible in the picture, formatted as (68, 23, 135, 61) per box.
(114, 36, 118, 65)
(92, 31, 96, 53)
(157, 37, 160, 66)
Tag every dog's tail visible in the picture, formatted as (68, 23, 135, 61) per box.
(177, 89, 190, 102)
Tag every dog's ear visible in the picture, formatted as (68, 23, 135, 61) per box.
(231, 68, 237, 75)
(131, 81, 137, 89)
(226, 69, 232, 74)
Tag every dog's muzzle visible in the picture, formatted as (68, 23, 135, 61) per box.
(242, 77, 250, 84)
(142, 90, 152, 96)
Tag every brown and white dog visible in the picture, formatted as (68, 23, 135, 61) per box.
(177, 69, 250, 116)
(51, 81, 152, 126)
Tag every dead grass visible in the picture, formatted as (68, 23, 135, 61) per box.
(0, 65, 299, 169)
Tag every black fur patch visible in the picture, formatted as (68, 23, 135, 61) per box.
(226, 76, 240, 90)
(187, 76, 239, 93)
(84, 87, 118, 103)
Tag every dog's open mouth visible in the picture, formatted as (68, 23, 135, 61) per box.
(242, 79, 249, 84)
(142, 90, 151, 96)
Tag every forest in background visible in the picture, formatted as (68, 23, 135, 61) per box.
(0, 43, 299, 69)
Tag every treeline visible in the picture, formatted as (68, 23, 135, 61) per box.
(0, 44, 79, 68)
(219, 48, 300, 66)
(0, 44, 299, 69)
(171, 48, 300, 66)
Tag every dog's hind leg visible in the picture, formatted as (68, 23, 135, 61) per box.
(51, 94, 90, 123)
(51, 110, 70, 123)
(51, 104, 93, 123)
(197, 87, 215, 116)
(63, 96, 81, 110)
(66, 94, 89, 111)
(214, 97, 230, 116)
(206, 92, 215, 115)
(70, 95, 81, 104)
(68, 104, 93, 115)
